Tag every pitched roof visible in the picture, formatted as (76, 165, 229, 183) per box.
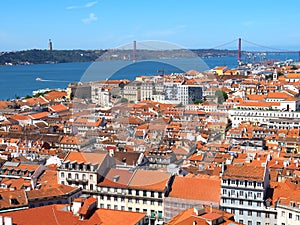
(64, 151, 107, 165)
(48, 104, 68, 112)
(27, 185, 79, 200)
(222, 164, 265, 181)
(0, 189, 28, 210)
(1, 204, 146, 225)
(128, 170, 170, 191)
(169, 176, 220, 203)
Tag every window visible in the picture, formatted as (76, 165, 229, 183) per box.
(114, 205, 118, 210)
(61, 172, 64, 178)
(143, 200, 147, 204)
(150, 200, 154, 205)
(68, 173, 71, 178)
(223, 199, 227, 203)
(239, 220, 243, 224)
(151, 210, 155, 218)
(289, 213, 292, 219)
(239, 200, 243, 205)
(239, 210, 243, 215)
(89, 184, 93, 191)
(248, 211, 252, 216)
(239, 190, 244, 196)
(257, 212, 261, 217)
(136, 208, 140, 212)
(265, 213, 270, 218)
(223, 189, 227, 194)
(128, 207, 132, 211)
(231, 209, 235, 214)
(257, 193, 261, 198)
(151, 191, 155, 197)
(256, 222, 261, 225)
(296, 215, 300, 221)
(231, 199, 235, 204)
(128, 189, 132, 195)
(158, 211, 163, 219)
(231, 180, 236, 185)
(248, 221, 252, 225)
(107, 204, 111, 209)
(158, 201, 162, 206)
(136, 190, 139, 196)
(135, 199, 140, 203)
(257, 202, 261, 207)
(121, 206, 125, 210)
(248, 201, 252, 206)
(143, 191, 147, 197)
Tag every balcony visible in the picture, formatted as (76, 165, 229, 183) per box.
(66, 177, 88, 184)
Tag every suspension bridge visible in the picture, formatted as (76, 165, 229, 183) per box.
(130, 38, 300, 64)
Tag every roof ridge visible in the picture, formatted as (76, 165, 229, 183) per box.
(126, 169, 137, 187)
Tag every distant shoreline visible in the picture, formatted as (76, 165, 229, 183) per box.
(0, 49, 240, 66)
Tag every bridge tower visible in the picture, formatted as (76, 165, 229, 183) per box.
(238, 38, 242, 64)
(133, 40, 137, 63)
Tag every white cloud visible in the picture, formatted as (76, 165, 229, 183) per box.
(66, 5, 78, 10)
(82, 13, 98, 24)
(85, 1, 98, 8)
(66, 1, 98, 10)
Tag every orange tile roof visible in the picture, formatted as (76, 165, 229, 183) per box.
(64, 151, 107, 165)
(169, 176, 220, 203)
(223, 164, 265, 181)
(0, 189, 28, 210)
(49, 104, 68, 112)
(27, 184, 79, 200)
(43, 91, 67, 101)
(28, 111, 49, 120)
(1, 204, 147, 225)
(128, 170, 170, 191)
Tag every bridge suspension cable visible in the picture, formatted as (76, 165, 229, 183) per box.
(210, 39, 238, 49)
(242, 39, 297, 53)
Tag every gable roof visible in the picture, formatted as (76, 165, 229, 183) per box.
(169, 176, 220, 203)
(64, 151, 108, 165)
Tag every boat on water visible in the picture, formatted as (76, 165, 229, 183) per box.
(36, 77, 42, 81)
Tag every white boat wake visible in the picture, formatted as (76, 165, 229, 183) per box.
(36, 77, 74, 83)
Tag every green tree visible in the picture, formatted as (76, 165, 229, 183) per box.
(277, 71, 284, 77)
(120, 98, 128, 103)
(215, 90, 228, 104)
(194, 99, 203, 104)
(291, 65, 298, 70)
(24, 95, 32, 99)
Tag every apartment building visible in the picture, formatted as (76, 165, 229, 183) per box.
(220, 164, 277, 225)
(96, 168, 173, 224)
(229, 109, 300, 128)
(57, 151, 115, 192)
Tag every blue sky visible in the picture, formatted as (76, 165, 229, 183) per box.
(1, 0, 300, 51)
